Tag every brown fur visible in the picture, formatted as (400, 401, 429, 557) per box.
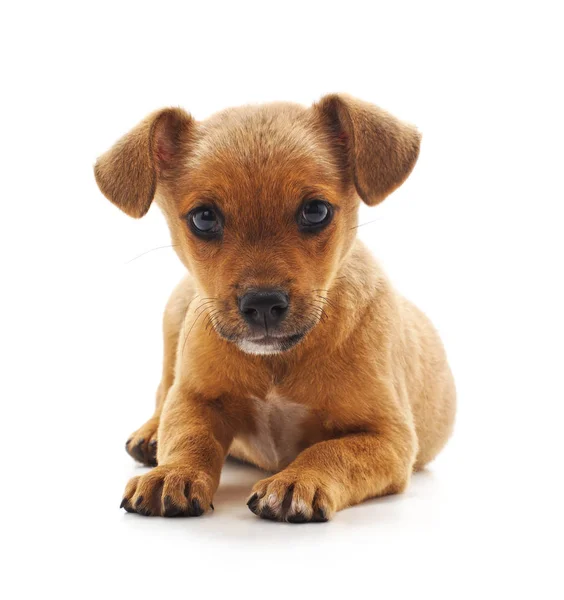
(95, 94, 455, 522)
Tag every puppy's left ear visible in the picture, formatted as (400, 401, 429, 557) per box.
(94, 108, 193, 218)
(314, 94, 421, 205)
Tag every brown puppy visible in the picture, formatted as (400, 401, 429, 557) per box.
(95, 95, 456, 522)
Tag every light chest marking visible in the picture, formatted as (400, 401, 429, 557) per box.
(232, 390, 310, 471)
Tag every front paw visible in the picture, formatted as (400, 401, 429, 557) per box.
(125, 417, 159, 466)
(120, 466, 215, 517)
(247, 471, 335, 523)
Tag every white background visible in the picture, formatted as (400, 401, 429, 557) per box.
(1, 1, 563, 598)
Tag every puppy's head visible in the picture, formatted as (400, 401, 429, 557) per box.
(95, 95, 420, 355)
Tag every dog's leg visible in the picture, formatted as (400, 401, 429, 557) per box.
(120, 384, 236, 516)
(125, 276, 196, 466)
(247, 422, 417, 522)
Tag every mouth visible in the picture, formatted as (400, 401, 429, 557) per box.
(236, 332, 306, 356)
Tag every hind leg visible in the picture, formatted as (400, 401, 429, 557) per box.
(125, 275, 197, 465)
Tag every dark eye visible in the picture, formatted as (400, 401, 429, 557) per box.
(299, 199, 333, 231)
(188, 206, 222, 238)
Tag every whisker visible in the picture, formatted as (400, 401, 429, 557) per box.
(306, 300, 327, 311)
(204, 314, 215, 334)
(303, 303, 328, 322)
(181, 307, 210, 355)
(192, 300, 217, 317)
(206, 311, 221, 329)
(315, 295, 337, 310)
(125, 244, 178, 264)
(308, 303, 327, 313)
(350, 217, 385, 230)
(311, 290, 337, 306)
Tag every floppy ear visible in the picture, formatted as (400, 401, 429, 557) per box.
(94, 108, 193, 218)
(315, 94, 421, 206)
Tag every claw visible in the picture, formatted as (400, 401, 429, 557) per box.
(191, 498, 204, 517)
(258, 505, 277, 521)
(120, 498, 135, 513)
(312, 507, 328, 522)
(163, 495, 184, 518)
(288, 511, 308, 523)
(247, 493, 259, 514)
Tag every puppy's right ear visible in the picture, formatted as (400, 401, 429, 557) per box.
(94, 108, 193, 218)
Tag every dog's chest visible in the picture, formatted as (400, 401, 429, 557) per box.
(230, 390, 310, 472)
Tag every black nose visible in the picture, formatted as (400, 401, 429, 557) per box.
(239, 290, 289, 328)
